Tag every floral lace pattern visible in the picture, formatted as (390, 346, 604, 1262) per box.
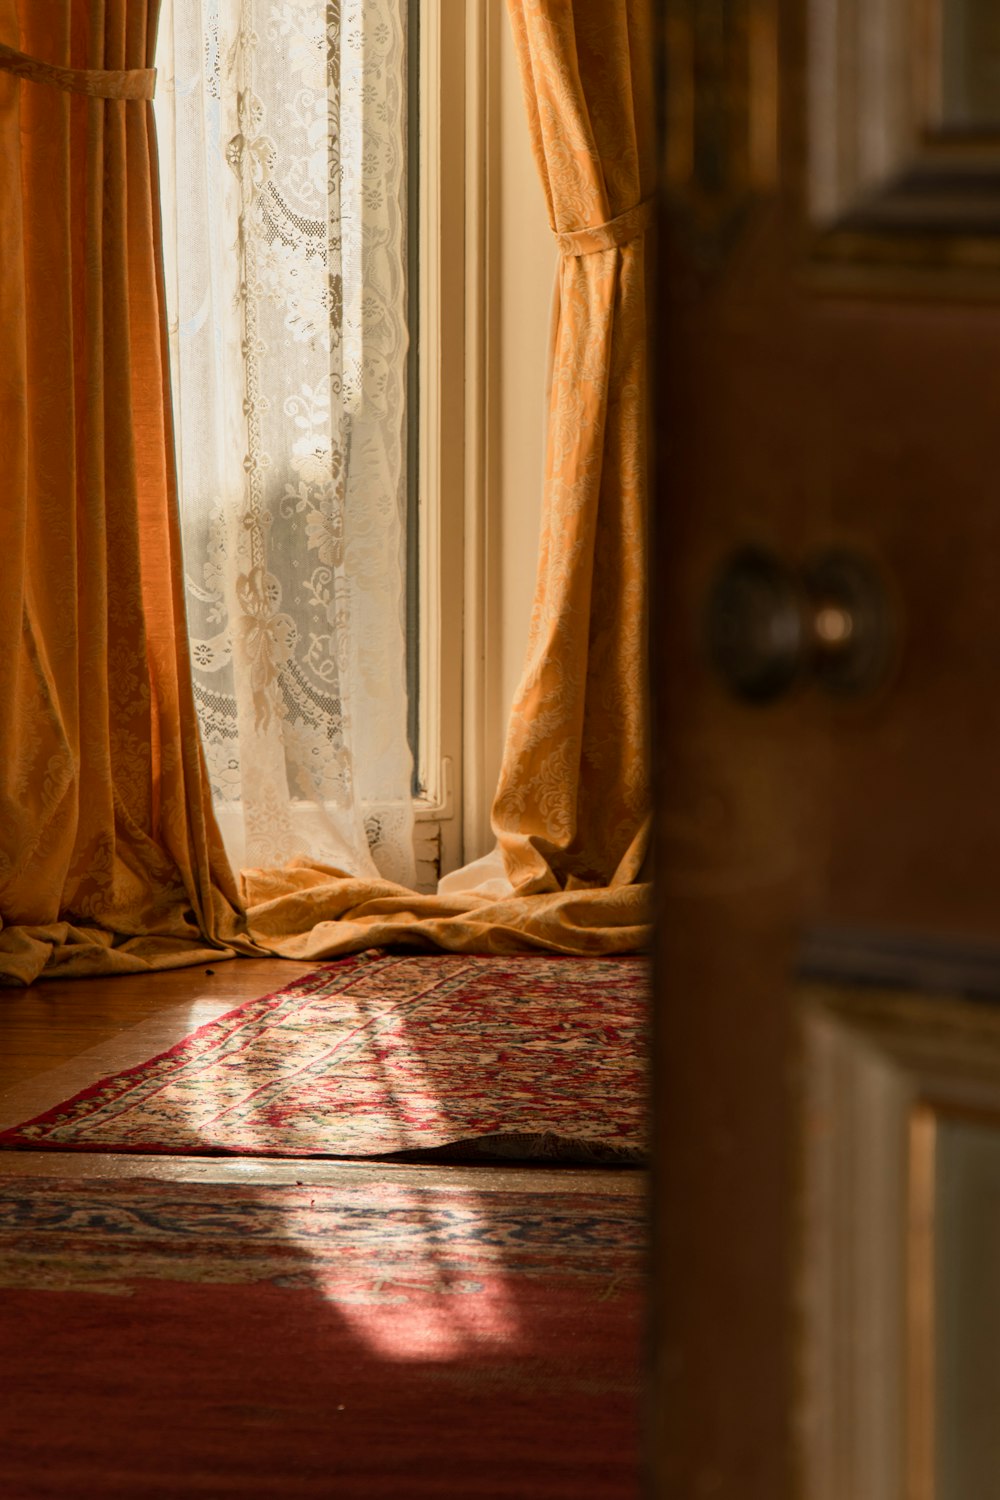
(155, 0, 415, 885)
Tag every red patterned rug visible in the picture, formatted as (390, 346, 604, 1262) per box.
(0, 953, 648, 1161)
(0, 1171, 643, 1497)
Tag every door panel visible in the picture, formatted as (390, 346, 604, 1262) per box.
(823, 305, 1000, 935)
(651, 0, 1000, 1493)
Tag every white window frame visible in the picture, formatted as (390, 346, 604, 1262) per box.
(413, 1, 504, 886)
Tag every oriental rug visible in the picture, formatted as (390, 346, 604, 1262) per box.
(0, 1171, 643, 1497)
(0, 953, 647, 1162)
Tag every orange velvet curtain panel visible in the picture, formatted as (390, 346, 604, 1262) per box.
(0, 0, 248, 984)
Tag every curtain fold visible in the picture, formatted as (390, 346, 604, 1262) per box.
(237, 0, 653, 958)
(0, 0, 251, 985)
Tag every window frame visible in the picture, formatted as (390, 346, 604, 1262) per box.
(413, 0, 504, 884)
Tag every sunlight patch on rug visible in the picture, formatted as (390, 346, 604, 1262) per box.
(0, 1175, 642, 1362)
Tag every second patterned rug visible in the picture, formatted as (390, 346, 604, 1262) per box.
(0, 1169, 643, 1497)
(0, 953, 648, 1162)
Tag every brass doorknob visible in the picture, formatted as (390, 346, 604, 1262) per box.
(706, 547, 895, 703)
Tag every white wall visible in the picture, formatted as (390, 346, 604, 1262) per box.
(453, 8, 555, 868)
(482, 16, 553, 838)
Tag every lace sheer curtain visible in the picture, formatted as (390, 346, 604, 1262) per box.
(155, 0, 415, 888)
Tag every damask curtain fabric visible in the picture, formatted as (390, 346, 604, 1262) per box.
(493, 0, 653, 898)
(155, 0, 415, 889)
(237, 0, 653, 957)
(0, 0, 249, 985)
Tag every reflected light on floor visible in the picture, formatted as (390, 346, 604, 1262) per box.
(307, 1185, 525, 1363)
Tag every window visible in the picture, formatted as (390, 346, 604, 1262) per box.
(155, 2, 511, 890)
(157, 1, 432, 887)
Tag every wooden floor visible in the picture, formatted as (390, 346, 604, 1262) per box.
(0, 957, 319, 1131)
(0, 957, 314, 1091)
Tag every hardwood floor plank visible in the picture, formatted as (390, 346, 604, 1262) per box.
(0, 958, 318, 1091)
(0, 1149, 646, 1193)
(0, 958, 321, 1131)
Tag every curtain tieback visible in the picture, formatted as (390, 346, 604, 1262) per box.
(555, 198, 654, 257)
(0, 42, 155, 99)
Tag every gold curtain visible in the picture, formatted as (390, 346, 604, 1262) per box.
(240, 0, 653, 958)
(0, 1, 249, 984)
(493, 0, 653, 896)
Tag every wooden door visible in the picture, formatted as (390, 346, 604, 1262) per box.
(650, 1, 1000, 1494)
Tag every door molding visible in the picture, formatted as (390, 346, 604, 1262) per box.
(800, 983, 1000, 1499)
(806, 0, 1000, 292)
(800, 928, 1000, 1001)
